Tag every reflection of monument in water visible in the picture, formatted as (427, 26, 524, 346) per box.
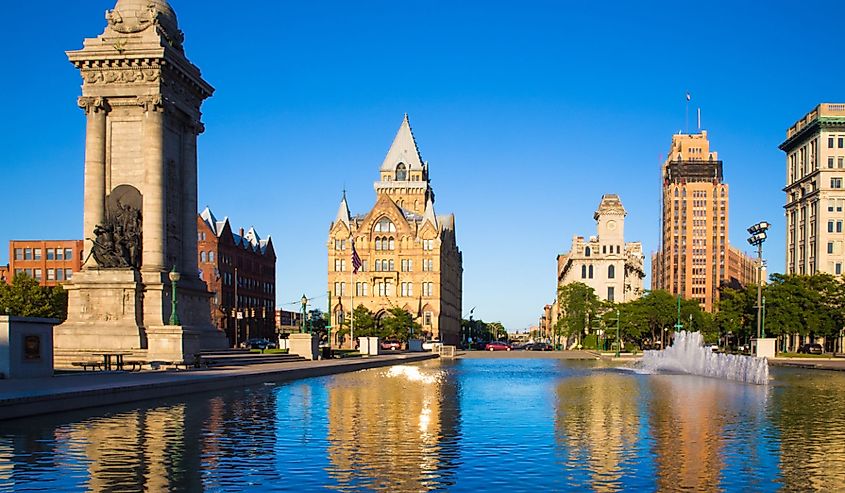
(325, 363, 460, 491)
(55, 0, 227, 361)
(648, 376, 724, 492)
(555, 373, 640, 492)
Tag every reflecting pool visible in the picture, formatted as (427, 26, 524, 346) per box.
(1, 359, 845, 492)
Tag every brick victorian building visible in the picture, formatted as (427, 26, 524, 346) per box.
(327, 115, 463, 346)
(198, 208, 276, 346)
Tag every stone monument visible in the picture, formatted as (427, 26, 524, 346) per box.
(55, 0, 228, 362)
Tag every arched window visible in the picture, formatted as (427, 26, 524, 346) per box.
(200, 252, 207, 262)
(388, 237, 395, 250)
(585, 247, 591, 257)
(388, 259, 395, 271)
(209, 252, 215, 262)
(581, 265, 587, 279)
(375, 236, 382, 250)
(608, 265, 615, 279)
(588, 265, 594, 279)
(395, 163, 407, 181)
(374, 217, 396, 233)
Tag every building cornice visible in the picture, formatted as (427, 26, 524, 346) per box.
(780, 118, 845, 151)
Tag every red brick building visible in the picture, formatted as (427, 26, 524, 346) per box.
(8, 240, 84, 286)
(198, 207, 276, 347)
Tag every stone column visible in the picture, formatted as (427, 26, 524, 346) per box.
(181, 121, 202, 277)
(79, 97, 107, 268)
(142, 96, 166, 272)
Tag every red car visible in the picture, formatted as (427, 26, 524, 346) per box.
(380, 340, 402, 351)
(485, 341, 511, 351)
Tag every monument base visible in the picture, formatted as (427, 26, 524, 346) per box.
(55, 269, 146, 351)
(0, 316, 57, 379)
(146, 325, 226, 363)
(289, 333, 318, 360)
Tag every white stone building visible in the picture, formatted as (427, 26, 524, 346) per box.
(556, 195, 645, 303)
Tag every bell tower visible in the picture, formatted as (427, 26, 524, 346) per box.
(374, 115, 434, 214)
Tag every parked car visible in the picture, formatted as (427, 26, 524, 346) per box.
(243, 338, 273, 350)
(798, 343, 823, 355)
(510, 342, 528, 350)
(484, 341, 512, 351)
(525, 342, 553, 351)
(380, 340, 402, 351)
(422, 339, 442, 351)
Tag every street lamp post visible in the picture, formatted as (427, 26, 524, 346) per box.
(168, 266, 181, 326)
(615, 309, 621, 358)
(747, 221, 770, 340)
(301, 294, 308, 334)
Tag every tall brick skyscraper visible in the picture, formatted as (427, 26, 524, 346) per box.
(652, 131, 756, 312)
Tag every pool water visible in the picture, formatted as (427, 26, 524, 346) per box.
(1, 358, 844, 492)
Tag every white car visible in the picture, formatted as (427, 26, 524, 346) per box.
(422, 340, 442, 351)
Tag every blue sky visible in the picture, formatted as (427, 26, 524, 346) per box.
(1, 1, 842, 331)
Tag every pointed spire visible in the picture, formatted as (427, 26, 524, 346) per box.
(335, 191, 351, 227)
(422, 195, 438, 230)
(380, 114, 424, 172)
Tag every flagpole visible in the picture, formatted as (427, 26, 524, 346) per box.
(349, 233, 354, 350)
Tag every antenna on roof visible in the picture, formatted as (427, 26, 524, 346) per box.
(698, 107, 702, 131)
(685, 91, 691, 134)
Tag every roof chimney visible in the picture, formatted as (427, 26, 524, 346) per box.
(239, 227, 244, 237)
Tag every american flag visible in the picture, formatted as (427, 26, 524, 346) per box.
(351, 239, 362, 274)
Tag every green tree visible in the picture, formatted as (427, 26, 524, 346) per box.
(487, 321, 506, 340)
(0, 274, 67, 320)
(555, 282, 601, 345)
(379, 307, 421, 341)
(716, 284, 755, 344)
(340, 304, 376, 339)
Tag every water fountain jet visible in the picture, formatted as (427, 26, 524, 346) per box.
(640, 331, 769, 385)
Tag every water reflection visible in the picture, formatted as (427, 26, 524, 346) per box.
(771, 369, 845, 492)
(648, 376, 729, 492)
(0, 361, 845, 491)
(325, 364, 460, 492)
(555, 372, 641, 492)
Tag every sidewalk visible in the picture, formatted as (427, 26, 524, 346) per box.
(0, 353, 437, 421)
(769, 356, 845, 372)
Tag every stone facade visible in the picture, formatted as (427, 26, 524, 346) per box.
(781, 103, 845, 276)
(327, 116, 463, 346)
(55, 0, 227, 361)
(197, 208, 276, 346)
(651, 131, 757, 312)
(557, 195, 645, 304)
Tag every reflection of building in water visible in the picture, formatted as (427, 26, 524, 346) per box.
(772, 374, 845, 492)
(555, 373, 640, 492)
(326, 362, 460, 491)
(648, 376, 724, 492)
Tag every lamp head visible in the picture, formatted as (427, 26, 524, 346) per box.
(169, 266, 181, 282)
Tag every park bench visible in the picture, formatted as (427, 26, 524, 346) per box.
(122, 360, 146, 371)
(71, 361, 103, 371)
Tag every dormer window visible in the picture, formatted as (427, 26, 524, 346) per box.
(374, 217, 396, 233)
(396, 163, 407, 181)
